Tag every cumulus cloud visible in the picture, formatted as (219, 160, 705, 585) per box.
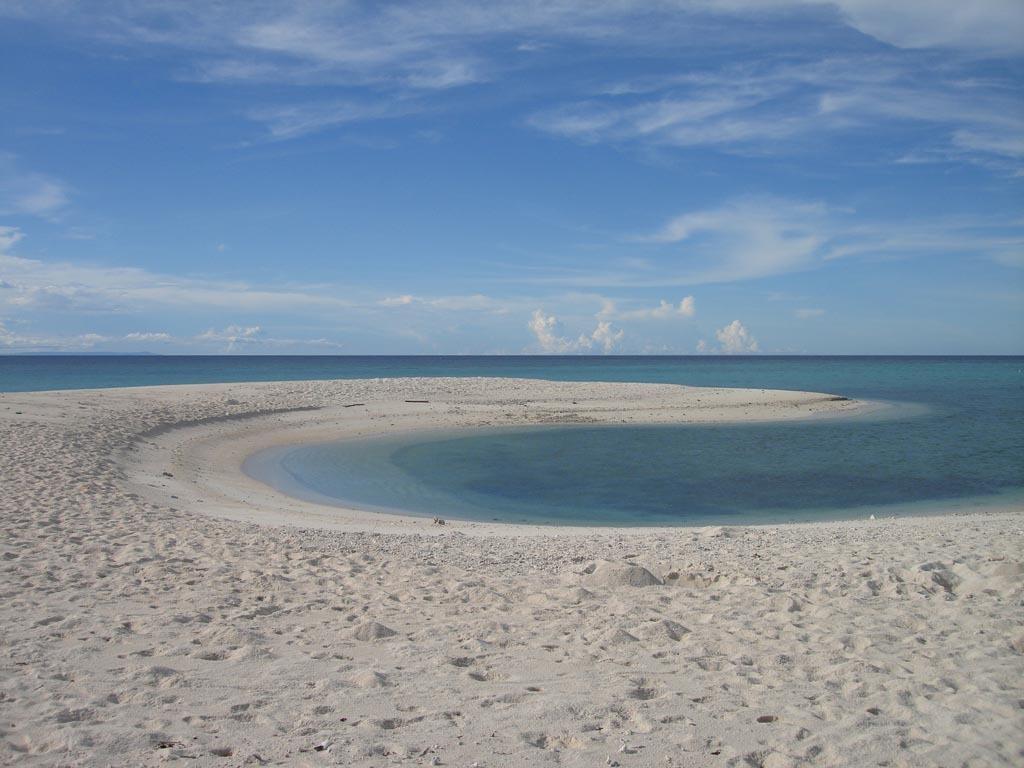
(528, 309, 623, 354)
(698, 320, 759, 354)
(589, 320, 625, 353)
(716, 320, 759, 353)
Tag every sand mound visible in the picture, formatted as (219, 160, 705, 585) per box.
(350, 621, 398, 641)
(349, 670, 390, 688)
(578, 559, 662, 587)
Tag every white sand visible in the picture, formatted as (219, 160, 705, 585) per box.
(1, 377, 1021, 767)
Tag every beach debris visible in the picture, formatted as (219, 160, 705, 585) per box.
(404, 399, 430, 403)
(342, 403, 366, 408)
(162, 471, 174, 477)
(433, 516, 446, 525)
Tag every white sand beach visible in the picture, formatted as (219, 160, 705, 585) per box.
(1, 377, 1022, 767)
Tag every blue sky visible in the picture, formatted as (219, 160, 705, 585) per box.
(0, 1, 1022, 354)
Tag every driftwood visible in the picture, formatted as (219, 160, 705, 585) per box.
(342, 403, 366, 408)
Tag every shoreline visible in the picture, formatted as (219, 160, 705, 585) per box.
(121, 376, 882, 536)
(2, 377, 1022, 766)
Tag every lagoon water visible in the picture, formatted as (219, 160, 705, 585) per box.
(233, 356, 1024, 525)
(4, 355, 1021, 524)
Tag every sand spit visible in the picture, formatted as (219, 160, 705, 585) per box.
(0, 377, 1021, 767)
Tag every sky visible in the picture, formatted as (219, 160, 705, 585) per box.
(0, 0, 1022, 355)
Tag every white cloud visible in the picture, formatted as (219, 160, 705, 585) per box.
(380, 294, 415, 306)
(614, 296, 696, 320)
(0, 233, 363, 313)
(715, 319, 759, 353)
(0, 318, 107, 351)
(0, 226, 24, 253)
(197, 324, 262, 351)
(642, 197, 829, 285)
(1, 2, 1019, 152)
(123, 331, 172, 341)
(516, 198, 1024, 291)
(528, 309, 570, 352)
(528, 308, 623, 354)
(795, 307, 825, 319)
(827, 0, 1024, 55)
(193, 324, 347, 352)
(697, 319, 758, 354)
(248, 99, 420, 140)
(530, 54, 1024, 169)
(378, 293, 509, 312)
(589, 319, 624, 353)
(0, 155, 69, 218)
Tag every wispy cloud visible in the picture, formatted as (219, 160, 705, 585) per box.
(0, 318, 107, 352)
(378, 293, 509, 312)
(506, 197, 1024, 289)
(248, 99, 422, 141)
(0, 154, 70, 218)
(0, 226, 25, 253)
(5, 2, 1019, 149)
(529, 56, 1024, 168)
(0, 234, 361, 313)
(825, 0, 1024, 55)
(607, 296, 696, 320)
(795, 307, 826, 319)
(123, 331, 172, 341)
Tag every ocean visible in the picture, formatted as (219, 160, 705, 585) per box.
(4, 355, 1022, 525)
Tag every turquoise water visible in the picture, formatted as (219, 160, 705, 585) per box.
(235, 356, 1024, 525)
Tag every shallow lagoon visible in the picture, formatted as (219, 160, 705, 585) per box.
(246, 358, 1024, 525)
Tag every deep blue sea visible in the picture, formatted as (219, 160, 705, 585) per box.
(4, 355, 1022, 525)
